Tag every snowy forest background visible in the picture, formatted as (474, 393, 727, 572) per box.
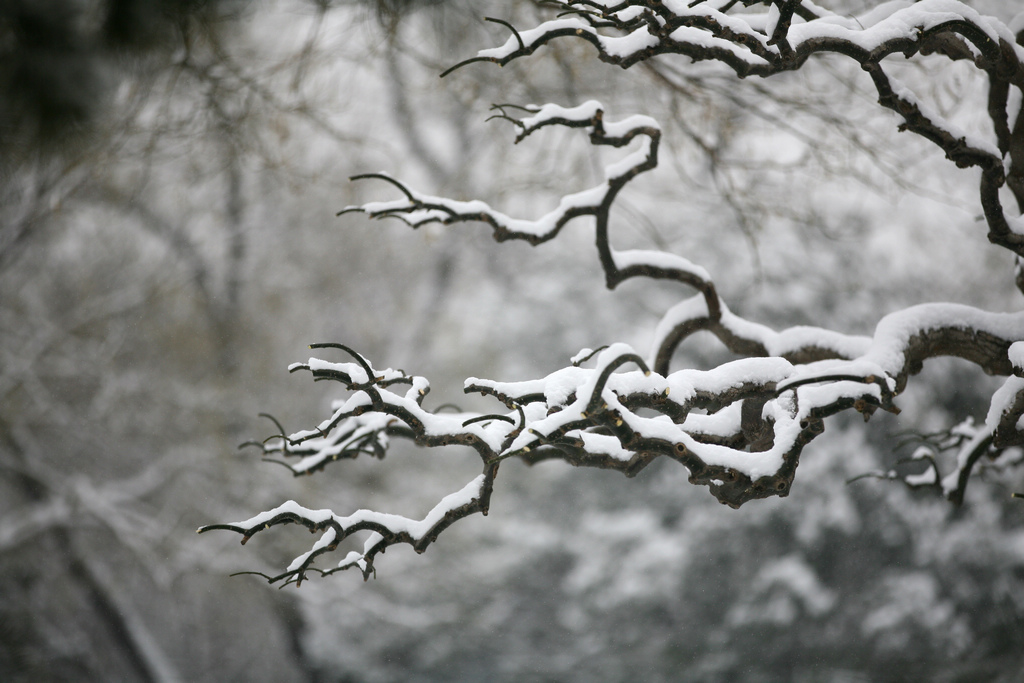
(2, 0, 1024, 681)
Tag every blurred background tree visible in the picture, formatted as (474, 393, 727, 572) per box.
(1, 1, 1023, 681)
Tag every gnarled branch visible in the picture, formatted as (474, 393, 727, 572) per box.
(201, 1, 1024, 584)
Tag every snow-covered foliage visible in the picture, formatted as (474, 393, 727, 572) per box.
(199, 0, 1024, 588)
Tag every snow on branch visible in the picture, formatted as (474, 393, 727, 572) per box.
(201, 301, 1024, 582)
(200, 2, 1024, 584)
(341, 102, 723, 318)
(445, 0, 1024, 257)
(200, 474, 493, 585)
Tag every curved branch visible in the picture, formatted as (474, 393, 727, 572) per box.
(199, 469, 496, 584)
(444, 0, 1024, 257)
(202, 1, 1024, 584)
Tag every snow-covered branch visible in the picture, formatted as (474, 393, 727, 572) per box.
(200, 1, 1024, 584)
(200, 300, 1024, 583)
(446, 0, 1024, 257)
